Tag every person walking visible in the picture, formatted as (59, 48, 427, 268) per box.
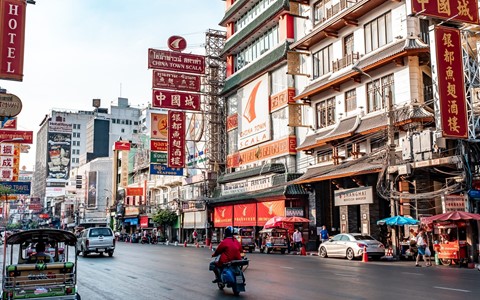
(320, 225, 329, 244)
(415, 228, 428, 267)
(293, 229, 302, 252)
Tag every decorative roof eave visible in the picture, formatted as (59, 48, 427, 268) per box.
(218, 163, 286, 184)
(219, 0, 250, 27)
(296, 166, 383, 184)
(221, 42, 289, 96)
(221, 0, 289, 57)
(321, 115, 361, 143)
(296, 128, 332, 151)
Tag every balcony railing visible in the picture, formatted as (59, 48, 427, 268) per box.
(332, 52, 360, 72)
(321, 0, 360, 25)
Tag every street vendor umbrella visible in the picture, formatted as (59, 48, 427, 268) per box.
(376, 215, 419, 226)
(422, 211, 480, 224)
(284, 216, 310, 223)
(263, 216, 288, 228)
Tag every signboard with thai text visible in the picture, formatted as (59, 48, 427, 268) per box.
(150, 140, 167, 152)
(444, 194, 466, 212)
(126, 187, 143, 196)
(257, 201, 285, 226)
(48, 122, 72, 133)
(233, 203, 256, 227)
(0, 129, 32, 143)
(221, 174, 275, 195)
(153, 70, 201, 92)
(148, 48, 205, 74)
(430, 26, 468, 138)
(152, 89, 200, 111)
(167, 110, 185, 168)
(214, 206, 233, 227)
(0, 0, 26, 81)
(149, 164, 183, 176)
(334, 186, 373, 206)
(410, 0, 479, 25)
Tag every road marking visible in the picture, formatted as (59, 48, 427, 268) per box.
(401, 272, 423, 276)
(280, 266, 294, 269)
(434, 286, 471, 293)
(334, 273, 356, 277)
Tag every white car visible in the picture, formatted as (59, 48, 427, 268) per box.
(318, 233, 385, 260)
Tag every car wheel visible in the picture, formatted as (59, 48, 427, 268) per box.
(108, 251, 114, 257)
(346, 248, 355, 260)
(319, 246, 328, 258)
(440, 258, 452, 266)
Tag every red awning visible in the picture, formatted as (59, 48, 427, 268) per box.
(422, 211, 480, 224)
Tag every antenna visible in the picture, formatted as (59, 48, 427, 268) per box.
(119, 83, 122, 97)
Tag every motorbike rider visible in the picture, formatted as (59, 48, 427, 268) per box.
(211, 226, 242, 283)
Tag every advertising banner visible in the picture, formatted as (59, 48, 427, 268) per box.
(214, 206, 233, 227)
(410, 0, 479, 25)
(148, 48, 205, 74)
(114, 140, 130, 151)
(46, 132, 71, 180)
(256, 201, 285, 226)
(150, 112, 168, 140)
(152, 89, 200, 111)
(140, 215, 149, 228)
(48, 122, 72, 133)
(0, 181, 30, 194)
(87, 171, 97, 208)
(167, 111, 185, 168)
(126, 187, 143, 196)
(0, 129, 32, 143)
(431, 26, 468, 138)
(0, 0, 26, 81)
(153, 70, 201, 92)
(233, 203, 257, 227)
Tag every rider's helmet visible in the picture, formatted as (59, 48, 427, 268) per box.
(225, 226, 234, 237)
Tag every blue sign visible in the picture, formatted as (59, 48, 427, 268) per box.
(0, 181, 31, 195)
(149, 164, 183, 176)
(468, 189, 480, 199)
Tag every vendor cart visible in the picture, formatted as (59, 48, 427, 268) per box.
(432, 221, 468, 266)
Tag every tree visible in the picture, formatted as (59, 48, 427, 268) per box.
(152, 209, 177, 240)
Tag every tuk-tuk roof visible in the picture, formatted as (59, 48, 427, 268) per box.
(6, 229, 77, 246)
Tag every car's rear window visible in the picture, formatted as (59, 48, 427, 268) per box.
(89, 228, 113, 237)
(353, 235, 374, 241)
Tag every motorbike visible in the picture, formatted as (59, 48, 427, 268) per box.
(210, 255, 249, 296)
(141, 235, 159, 244)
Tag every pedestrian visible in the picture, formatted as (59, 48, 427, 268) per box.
(193, 230, 198, 244)
(293, 229, 302, 252)
(320, 225, 329, 243)
(415, 228, 428, 267)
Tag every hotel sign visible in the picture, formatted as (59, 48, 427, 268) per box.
(334, 186, 373, 206)
(410, 0, 479, 25)
(148, 48, 205, 74)
(0, 0, 26, 81)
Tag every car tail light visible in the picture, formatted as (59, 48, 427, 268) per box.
(379, 243, 385, 248)
(357, 243, 367, 248)
(86, 239, 90, 247)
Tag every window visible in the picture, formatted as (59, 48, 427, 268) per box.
(344, 33, 354, 55)
(313, 44, 333, 79)
(316, 97, 335, 129)
(313, 0, 330, 25)
(227, 95, 238, 115)
(121, 128, 125, 133)
(365, 11, 392, 53)
(234, 0, 275, 32)
(234, 25, 279, 72)
(367, 74, 394, 113)
(227, 129, 238, 155)
(345, 89, 357, 113)
(272, 108, 293, 139)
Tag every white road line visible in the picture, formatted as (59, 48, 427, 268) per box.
(401, 272, 424, 276)
(334, 273, 356, 277)
(434, 286, 471, 293)
(280, 266, 294, 269)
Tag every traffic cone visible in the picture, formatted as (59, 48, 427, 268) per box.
(362, 246, 369, 262)
(184, 240, 187, 247)
(209, 243, 213, 250)
(196, 242, 199, 248)
(300, 245, 306, 256)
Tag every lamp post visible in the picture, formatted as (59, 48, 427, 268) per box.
(353, 66, 397, 255)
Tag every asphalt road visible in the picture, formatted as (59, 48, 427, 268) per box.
(2, 242, 480, 299)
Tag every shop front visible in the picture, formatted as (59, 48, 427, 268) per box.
(183, 210, 206, 243)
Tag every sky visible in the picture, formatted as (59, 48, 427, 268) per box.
(1, 0, 225, 171)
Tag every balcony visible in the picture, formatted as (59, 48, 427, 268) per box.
(332, 52, 360, 72)
(322, 0, 360, 26)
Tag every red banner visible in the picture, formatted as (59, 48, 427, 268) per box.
(153, 70, 201, 92)
(256, 201, 285, 226)
(434, 26, 468, 138)
(0, 0, 26, 81)
(140, 216, 149, 228)
(148, 48, 205, 74)
(0, 129, 32, 144)
(233, 203, 256, 227)
(150, 140, 167, 151)
(214, 206, 233, 227)
(152, 89, 201, 111)
(126, 187, 143, 196)
(411, 0, 479, 25)
(167, 111, 185, 168)
(114, 140, 130, 151)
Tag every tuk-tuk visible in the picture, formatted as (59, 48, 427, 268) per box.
(238, 228, 255, 253)
(259, 228, 288, 254)
(1, 229, 80, 300)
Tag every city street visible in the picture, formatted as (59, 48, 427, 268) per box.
(2, 241, 475, 300)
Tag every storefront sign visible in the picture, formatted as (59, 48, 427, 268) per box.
(124, 207, 139, 216)
(149, 163, 183, 176)
(444, 195, 466, 212)
(410, 0, 479, 25)
(153, 70, 200, 92)
(221, 174, 274, 195)
(150, 151, 167, 164)
(430, 26, 468, 138)
(214, 206, 233, 227)
(150, 113, 168, 140)
(0, 129, 32, 144)
(140, 215, 149, 228)
(148, 48, 205, 74)
(0, 180, 30, 194)
(233, 203, 256, 227)
(0, 93, 21, 117)
(126, 187, 143, 196)
(167, 111, 185, 168)
(286, 207, 304, 217)
(334, 186, 373, 206)
(150, 140, 167, 152)
(152, 89, 200, 111)
(0, 0, 26, 81)
(257, 201, 285, 226)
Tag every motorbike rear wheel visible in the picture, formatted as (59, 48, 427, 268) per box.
(232, 285, 240, 296)
(217, 282, 225, 290)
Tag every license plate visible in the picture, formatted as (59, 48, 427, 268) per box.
(98, 248, 105, 252)
(235, 276, 243, 283)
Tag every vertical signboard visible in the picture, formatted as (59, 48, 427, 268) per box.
(0, 0, 26, 81)
(46, 132, 72, 180)
(0, 142, 15, 181)
(430, 26, 468, 139)
(87, 171, 97, 208)
(167, 110, 185, 168)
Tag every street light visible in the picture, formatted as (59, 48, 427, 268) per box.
(353, 65, 398, 255)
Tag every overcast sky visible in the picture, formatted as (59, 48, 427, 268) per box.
(1, 0, 225, 170)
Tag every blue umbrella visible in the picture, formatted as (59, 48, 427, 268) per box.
(376, 216, 419, 226)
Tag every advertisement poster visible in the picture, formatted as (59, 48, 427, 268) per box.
(46, 132, 71, 180)
(87, 171, 97, 208)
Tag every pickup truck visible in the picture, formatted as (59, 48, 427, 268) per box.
(77, 227, 115, 257)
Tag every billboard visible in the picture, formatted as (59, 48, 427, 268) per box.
(0, 0, 26, 81)
(46, 132, 71, 180)
(87, 171, 97, 208)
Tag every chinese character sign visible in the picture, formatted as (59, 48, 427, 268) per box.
(167, 111, 185, 168)
(152, 89, 200, 111)
(433, 26, 468, 138)
(411, 0, 479, 25)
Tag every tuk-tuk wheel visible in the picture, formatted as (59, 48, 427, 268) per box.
(76, 293, 81, 300)
(440, 258, 452, 266)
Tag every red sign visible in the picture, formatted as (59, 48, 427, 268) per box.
(39, 213, 50, 219)
(434, 26, 468, 138)
(233, 203, 257, 227)
(139, 216, 149, 228)
(0, 0, 26, 81)
(126, 187, 143, 196)
(167, 111, 185, 168)
(0, 129, 32, 144)
(226, 114, 238, 131)
(153, 70, 201, 92)
(150, 140, 167, 151)
(148, 48, 205, 74)
(167, 35, 187, 52)
(256, 201, 285, 226)
(152, 89, 201, 111)
(411, 0, 479, 25)
(214, 206, 233, 227)
(114, 140, 130, 151)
